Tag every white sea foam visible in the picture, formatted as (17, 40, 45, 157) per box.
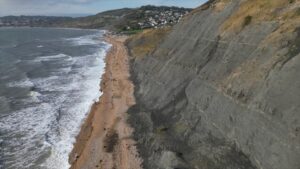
(65, 33, 105, 46)
(0, 103, 56, 168)
(0, 30, 111, 169)
(7, 78, 34, 88)
(36, 53, 73, 62)
(41, 34, 110, 169)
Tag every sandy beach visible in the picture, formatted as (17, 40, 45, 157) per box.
(69, 35, 142, 169)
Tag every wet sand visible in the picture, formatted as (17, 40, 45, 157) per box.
(69, 35, 142, 169)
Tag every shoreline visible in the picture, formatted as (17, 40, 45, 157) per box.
(68, 35, 142, 169)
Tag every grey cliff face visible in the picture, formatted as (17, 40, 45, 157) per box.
(128, 1, 300, 169)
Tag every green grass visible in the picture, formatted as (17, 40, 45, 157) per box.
(121, 29, 143, 35)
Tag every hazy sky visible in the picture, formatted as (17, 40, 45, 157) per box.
(0, 0, 207, 17)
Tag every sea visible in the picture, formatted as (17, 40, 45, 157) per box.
(0, 27, 111, 169)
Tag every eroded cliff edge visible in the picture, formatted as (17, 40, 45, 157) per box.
(126, 0, 300, 169)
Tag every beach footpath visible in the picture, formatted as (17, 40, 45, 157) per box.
(69, 35, 142, 169)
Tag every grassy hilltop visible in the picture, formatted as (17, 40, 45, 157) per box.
(0, 5, 192, 33)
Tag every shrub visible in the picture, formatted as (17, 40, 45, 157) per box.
(243, 15, 252, 27)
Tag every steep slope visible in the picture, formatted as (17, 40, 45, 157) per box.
(127, 0, 300, 169)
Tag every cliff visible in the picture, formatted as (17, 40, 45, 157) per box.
(127, 0, 300, 169)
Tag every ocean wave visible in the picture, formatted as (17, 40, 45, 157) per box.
(6, 78, 34, 88)
(42, 49, 108, 169)
(35, 54, 73, 62)
(65, 33, 104, 46)
(0, 30, 111, 169)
